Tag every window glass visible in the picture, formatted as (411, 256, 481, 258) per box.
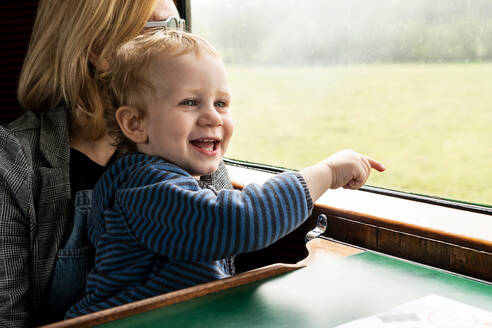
(191, 0, 492, 206)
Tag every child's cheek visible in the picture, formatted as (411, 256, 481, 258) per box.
(227, 115, 234, 138)
(223, 118, 234, 154)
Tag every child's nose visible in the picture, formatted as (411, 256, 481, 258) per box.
(198, 105, 223, 127)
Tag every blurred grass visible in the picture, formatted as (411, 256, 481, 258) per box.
(225, 63, 492, 206)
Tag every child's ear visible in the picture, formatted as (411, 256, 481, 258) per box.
(115, 106, 148, 144)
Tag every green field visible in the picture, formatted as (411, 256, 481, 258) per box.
(225, 63, 492, 206)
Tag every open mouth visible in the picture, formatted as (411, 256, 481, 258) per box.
(190, 138, 220, 153)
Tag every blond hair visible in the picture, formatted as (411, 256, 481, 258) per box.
(101, 30, 217, 155)
(18, 0, 158, 140)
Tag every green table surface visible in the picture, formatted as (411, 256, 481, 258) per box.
(99, 250, 492, 328)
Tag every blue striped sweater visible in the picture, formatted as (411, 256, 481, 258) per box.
(66, 153, 313, 317)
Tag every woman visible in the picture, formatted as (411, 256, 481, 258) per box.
(0, 0, 232, 326)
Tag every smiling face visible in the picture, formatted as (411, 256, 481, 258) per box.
(138, 52, 233, 178)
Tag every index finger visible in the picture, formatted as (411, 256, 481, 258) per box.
(368, 157, 386, 172)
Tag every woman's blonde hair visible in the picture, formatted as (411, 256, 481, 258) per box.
(18, 0, 158, 140)
(101, 30, 217, 155)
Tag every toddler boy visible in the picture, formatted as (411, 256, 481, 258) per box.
(66, 30, 384, 317)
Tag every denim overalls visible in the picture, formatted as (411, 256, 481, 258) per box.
(43, 190, 94, 323)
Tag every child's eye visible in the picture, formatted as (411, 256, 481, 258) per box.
(214, 101, 228, 109)
(180, 99, 197, 107)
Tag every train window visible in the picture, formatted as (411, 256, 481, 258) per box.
(190, 0, 492, 208)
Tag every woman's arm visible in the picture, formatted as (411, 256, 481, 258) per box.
(0, 126, 32, 328)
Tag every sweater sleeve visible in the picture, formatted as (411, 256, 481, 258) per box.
(115, 166, 313, 262)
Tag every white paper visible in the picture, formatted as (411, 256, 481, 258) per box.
(335, 294, 492, 328)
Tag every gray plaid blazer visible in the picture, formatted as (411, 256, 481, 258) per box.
(0, 105, 232, 327)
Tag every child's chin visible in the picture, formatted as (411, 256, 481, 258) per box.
(195, 164, 220, 177)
